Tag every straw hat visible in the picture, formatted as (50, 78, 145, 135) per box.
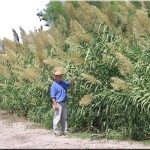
(54, 70, 63, 76)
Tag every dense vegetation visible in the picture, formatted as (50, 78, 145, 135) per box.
(0, 1, 150, 141)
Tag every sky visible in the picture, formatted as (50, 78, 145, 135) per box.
(0, 0, 50, 41)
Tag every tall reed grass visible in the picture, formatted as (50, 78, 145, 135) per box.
(0, 1, 149, 141)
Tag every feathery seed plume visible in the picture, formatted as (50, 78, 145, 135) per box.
(20, 66, 41, 82)
(111, 77, 128, 90)
(114, 51, 134, 75)
(0, 54, 9, 61)
(67, 52, 84, 65)
(43, 58, 63, 68)
(81, 73, 99, 84)
(79, 94, 93, 106)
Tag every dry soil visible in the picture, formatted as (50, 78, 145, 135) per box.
(0, 110, 150, 149)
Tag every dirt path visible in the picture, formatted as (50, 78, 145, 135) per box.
(0, 110, 149, 149)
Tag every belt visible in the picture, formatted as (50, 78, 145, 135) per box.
(58, 101, 66, 103)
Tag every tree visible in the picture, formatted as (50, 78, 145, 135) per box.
(37, 1, 70, 28)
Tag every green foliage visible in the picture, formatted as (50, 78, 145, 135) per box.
(41, 1, 70, 28)
(109, 1, 121, 12)
(105, 129, 125, 140)
(70, 1, 80, 8)
(131, 1, 142, 9)
(148, 10, 150, 18)
(0, 1, 150, 142)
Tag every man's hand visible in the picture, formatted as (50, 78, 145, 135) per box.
(54, 104, 59, 110)
(52, 98, 58, 110)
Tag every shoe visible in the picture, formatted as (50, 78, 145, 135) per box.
(54, 132, 62, 136)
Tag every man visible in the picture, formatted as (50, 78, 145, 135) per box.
(50, 70, 74, 136)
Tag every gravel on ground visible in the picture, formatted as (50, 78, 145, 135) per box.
(0, 110, 149, 149)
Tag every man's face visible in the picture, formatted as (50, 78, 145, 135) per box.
(55, 75, 62, 81)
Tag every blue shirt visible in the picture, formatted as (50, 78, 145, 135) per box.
(50, 80, 71, 103)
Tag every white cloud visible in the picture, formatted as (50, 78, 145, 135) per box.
(0, 0, 49, 41)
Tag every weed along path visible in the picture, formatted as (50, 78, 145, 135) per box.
(0, 110, 149, 149)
